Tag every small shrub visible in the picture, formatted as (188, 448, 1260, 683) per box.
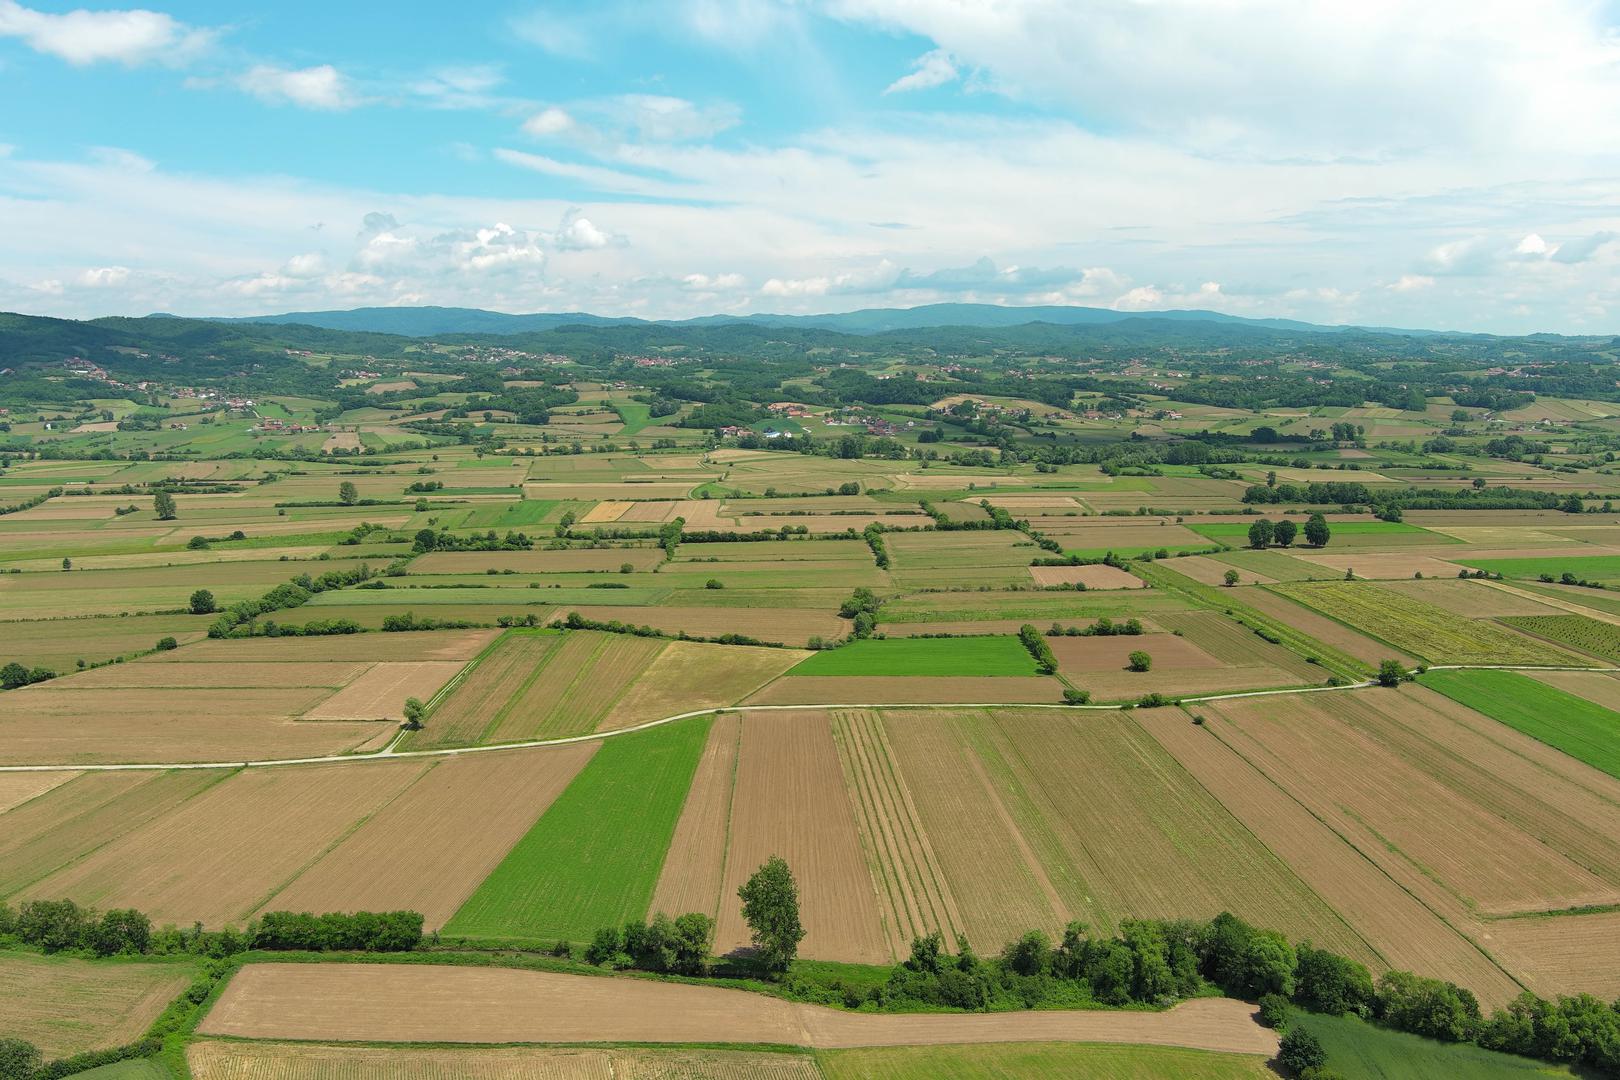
(1127, 650, 1152, 672)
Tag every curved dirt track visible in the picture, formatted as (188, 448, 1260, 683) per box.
(200, 962, 1278, 1056)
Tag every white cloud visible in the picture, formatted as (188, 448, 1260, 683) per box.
(553, 208, 611, 250)
(1550, 231, 1617, 265)
(1515, 233, 1550, 256)
(1388, 274, 1435, 292)
(612, 94, 740, 142)
(682, 272, 746, 290)
(236, 64, 361, 111)
(1112, 285, 1163, 310)
(885, 49, 957, 94)
(0, 0, 212, 66)
(523, 107, 575, 138)
(78, 265, 130, 287)
(413, 65, 506, 109)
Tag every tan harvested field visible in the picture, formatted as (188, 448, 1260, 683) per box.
(713, 711, 891, 962)
(411, 549, 664, 573)
(1487, 911, 1620, 999)
(0, 770, 79, 813)
(23, 761, 430, 926)
(0, 686, 378, 764)
(0, 612, 209, 671)
(0, 953, 194, 1059)
(303, 661, 466, 721)
(1292, 551, 1471, 579)
(1202, 690, 1620, 921)
(600, 641, 806, 730)
(200, 964, 1277, 1055)
(1035, 523, 1209, 550)
(1048, 633, 1219, 670)
(1241, 586, 1418, 667)
(408, 632, 559, 749)
(651, 712, 742, 920)
(1133, 708, 1518, 1002)
(1377, 578, 1563, 617)
(62, 660, 369, 688)
(1168, 555, 1275, 586)
(744, 675, 1063, 705)
(148, 629, 499, 662)
(832, 710, 967, 957)
(1528, 669, 1620, 707)
(189, 1042, 822, 1080)
(1028, 564, 1144, 588)
(580, 500, 634, 523)
(485, 633, 666, 742)
(564, 605, 846, 646)
(267, 745, 596, 928)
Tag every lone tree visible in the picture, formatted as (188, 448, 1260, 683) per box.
(1128, 650, 1152, 672)
(153, 490, 177, 520)
(1304, 513, 1331, 548)
(1274, 519, 1298, 548)
(1223, 569, 1240, 587)
(1377, 659, 1408, 687)
(737, 855, 804, 975)
(1247, 518, 1274, 550)
(61, 557, 71, 571)
(402, 697, 426, 729)
(339, 480, 359, 505)
(189, 588, 217, 615)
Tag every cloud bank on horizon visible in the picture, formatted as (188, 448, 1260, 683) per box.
(1, 0, 1619, 334)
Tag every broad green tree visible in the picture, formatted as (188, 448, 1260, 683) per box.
(339, 480, 359, 505)
(1304, 513, 1331, 548)
(737, 855, 805, 975)
(153, 490, 177, 520)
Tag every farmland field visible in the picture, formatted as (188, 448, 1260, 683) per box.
(1419, 669, 1620, 780)
(189, 1042, 822, 1080)
(788, 635, 1039, 676)
(0, 953, 196, 1059)
(1501, 612, 1620, 661)
(1268, 581, 1578, 665)
(1290, 1012, 1581, 1080)
(445, 716, 712, 940)
(1454, 553, 1620, 582)
(819, 1044, 1276, 1080)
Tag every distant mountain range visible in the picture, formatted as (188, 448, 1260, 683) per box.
(165, 303, 1448, 339)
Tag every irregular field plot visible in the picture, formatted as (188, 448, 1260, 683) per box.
(1291, 1012, 1580, 1080)
(0, 613, 207, 672)
(446, 716, 711, 940)
(559, 605, 846, 646)
(745, 675, 1062, 705)
(1419, 669, 1620, 781)
(304, 661, 466, 721)
(23, 761, 429, 926)
(405, 631, 559, 749)
(189, 1042, 821, 1080)
(265, 745, 595, 928)
(1027, 563, 1144, 588)
(0, 952, 196, 1059)
(1502, 613, 1620, 661)
(789, 636, 1038, 677)
(0, 770, 79, 814)
(600, 640, 807, 730)
(1270, 581, 1576, 665)
(819, 1043, 1277, 1080)
(62, 660, 368, 689)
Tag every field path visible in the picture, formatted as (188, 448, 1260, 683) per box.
(2, 670, 1615, 774)
(200, 962, 1278, 1056)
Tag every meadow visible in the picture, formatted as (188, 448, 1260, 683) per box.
(1290, 1013, 1581, 1080)
(788, 635, 1039, 676)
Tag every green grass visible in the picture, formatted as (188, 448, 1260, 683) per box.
(1291, 1012, 1579, 1080)
(818, 1043, 1275, 1079)
(63, 1062, 171, 1080)
(444, 715, 713, 940)
(1501, 614, 1620, 662)
(788, 635, 1040, 676)
(1455, 554, 1620, 582)
(1418, 669, 1620, 780)
(1189, 520, 1432, 540)
(459, 498, 558, 528)
(612, 402, 654, 435)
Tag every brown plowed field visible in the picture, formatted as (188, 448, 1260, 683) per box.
(145, 629, 499, 661)
(200, 963, 1277, 1055)
(744, 675, 1062, 705)
(881, 709, 1066, 949)
(1203, 693, 1620, 919)
(24, 761, 429, 926)
(188, 1042, 821, 1080)
(832, 710, 966, 956)
(1242, 587, 1418, 667)
(304, 661, 466, 721)
(650, 712, 742, 920)
(265, 745, 596, 928)
(713, 711, 891, 963)
(1028, 564, 1144, 588)
(0, 686, 376, 764)
(1487, 911, 1620, 999)
(1133, 708, 1519, 1002)
(0, 953, 195, 1059)
(61, 661, 369, 688)
(0, 771, 225, 897)
(1048, 634, 1220, 671)
(0, 771, 79, 814)
(408, 632, 560, 749)
(1169, 555, 1275, 586)
(601, 642, 806, 730)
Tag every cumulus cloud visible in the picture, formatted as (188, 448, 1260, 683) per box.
(0, 0, 212, 66)
(523, 107, 575, 138)
(552, 208, 612, 250)
(236, 64, 361, 110)
(1387, 274, 1436, 292)
(682, 272, 746, 290)
(78, 265, 130, 287)
(885, 49, 957, 94)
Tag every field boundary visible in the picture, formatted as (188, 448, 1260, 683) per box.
(3, 669, 1617, 775)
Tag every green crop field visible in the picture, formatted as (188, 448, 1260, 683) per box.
(1501, 614, 1620, 662)
(1271, 581, 1576, 666)
(1455, 553, 1620, 582)
(1291, 1013, 1579, 1080)
(444, 715, 712, 940)
(818, 1043, 1275, 1079)
(788, 635, 1040, 676)
(1419, 669, 1620, 780)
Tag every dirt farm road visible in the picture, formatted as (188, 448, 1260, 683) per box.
(201, 962, 1279, 1056)
(1, 665, 1615, 775)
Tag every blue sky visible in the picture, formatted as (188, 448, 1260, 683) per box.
(2, 0, 1619, 333)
